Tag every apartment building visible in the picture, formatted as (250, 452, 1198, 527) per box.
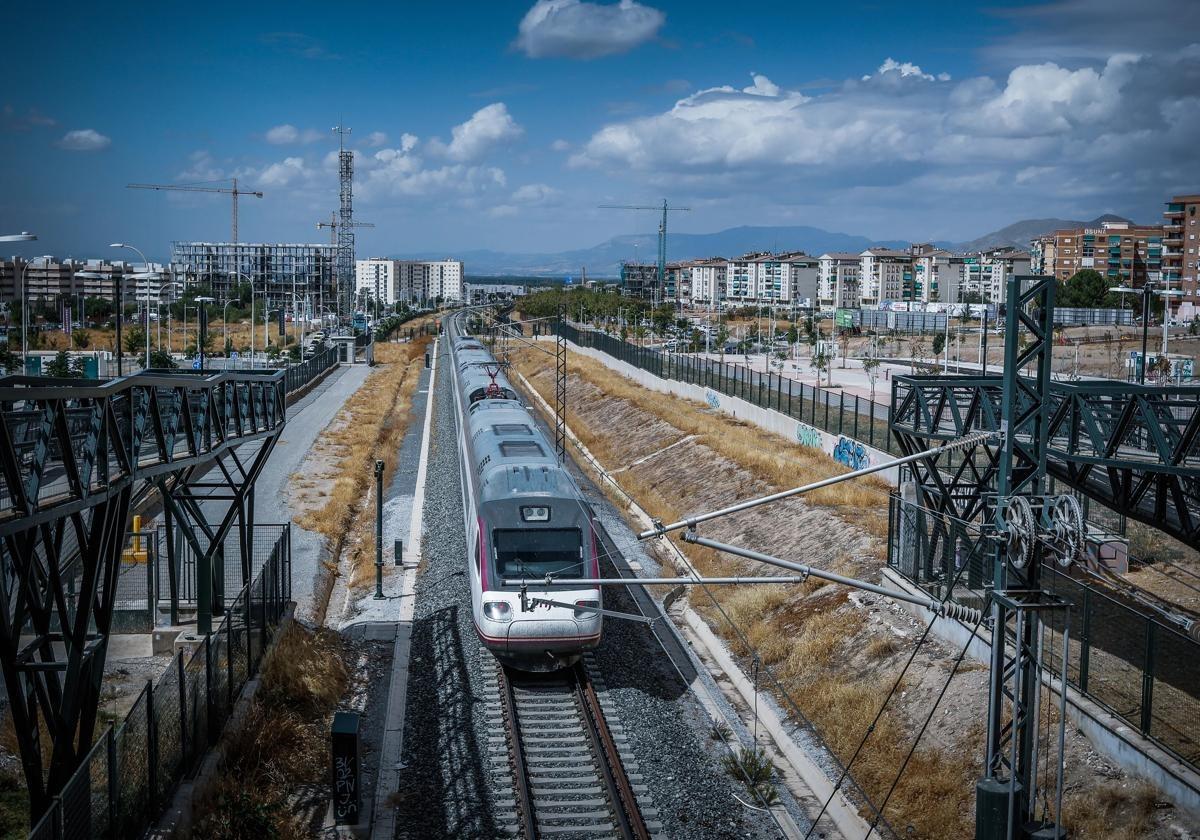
(817, 253, 861, 310)
(786, 253, 819, 307)
(687, 258, 727, 307)
(1030, 235, 1056, 275)
(1164, 193, 1200, 316)
(1047, 222, 1162, 288)
(1, 257, 171, 315)
(664, 262, 688, 302)
(909, 244, 956, 304)
(859, 249, 912, 307)
(353, 258, 464, 306)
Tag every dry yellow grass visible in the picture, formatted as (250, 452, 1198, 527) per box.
(297, 337, 432, 592)
(1062, 780, 1159, 839)
(509, 346, 890, 537)
(192, 623, 349, 839)
(506, 343, 979, 837)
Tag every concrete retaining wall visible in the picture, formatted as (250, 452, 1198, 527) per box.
(562, 340, 900, 485)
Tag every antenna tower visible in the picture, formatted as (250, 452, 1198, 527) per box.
(334, 123, 355, 323)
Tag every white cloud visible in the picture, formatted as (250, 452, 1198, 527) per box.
(514, 0, 665, 59)
(400, 133, 419, 152)
(569, 49, 1200, 226)
(512, 183, 562, 204)
(265, 124, 300, 144)
(551, 138, 571, 151)
(264, 124, 324, 145)
(432, 103, 523, 162)
(862, 58, 950, 82)
(258, 156, 310, 186)
(365, 131, 388, 147)
(489, 204, 519, 218)
(57, 129, 110, 151)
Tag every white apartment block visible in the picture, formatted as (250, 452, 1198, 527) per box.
(859, 249, 912, 307)
(355, 258, 464, 306)
(956, 249, 1032, 303)
(719, 252, 816, 308)
(910, 248, 957, 304)
(687, 259, 727, 307)
(787, 254, 819, 307)
(817, 253, 861, 310)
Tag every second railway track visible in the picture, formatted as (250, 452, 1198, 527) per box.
(485, 653, 661, 838)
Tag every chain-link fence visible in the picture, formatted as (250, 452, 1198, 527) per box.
(556, 322, 898, 454)
(886, 493, 1200, 769)
(27, 525, 291, 839)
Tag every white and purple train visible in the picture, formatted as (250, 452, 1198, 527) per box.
(449, 316, 602, 671)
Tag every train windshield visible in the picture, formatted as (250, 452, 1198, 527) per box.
(493, 528, 583, 579)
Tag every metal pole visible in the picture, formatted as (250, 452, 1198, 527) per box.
(374, 459, 385, 600)
(115, 272, 124, 376)
(1140, 287, 1149, 384)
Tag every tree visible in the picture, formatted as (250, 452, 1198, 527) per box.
(1059, 269, 1115, 309)
(715, 324, 729, 360)
(0, 346, 21, 374)
(124, 326, 146, 355)
(45, 350, 74, 378)
(811, 347, 832, 387)
(932, 332, 946, 358)
(148, 349, 177, 369)
(71, 329, 91, 350)
(862, 353, 881, 405)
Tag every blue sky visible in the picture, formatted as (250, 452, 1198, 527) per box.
(2, 0, 1198, 262)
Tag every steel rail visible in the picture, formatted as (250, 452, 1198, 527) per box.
(571, 662, 651, 840)
(637, 430, 995, 539)
(497, 665, 538, 840)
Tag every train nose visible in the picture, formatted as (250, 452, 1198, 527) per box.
(506, 619, 600, 655)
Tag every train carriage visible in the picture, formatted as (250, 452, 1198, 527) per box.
(449, 327, 602, 671)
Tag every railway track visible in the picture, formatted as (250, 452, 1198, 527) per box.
(484, 652, 661, 838)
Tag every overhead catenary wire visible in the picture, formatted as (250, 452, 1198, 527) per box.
(637, 430, 997, 540)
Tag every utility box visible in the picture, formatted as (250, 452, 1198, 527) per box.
(331, 711, 361, 826)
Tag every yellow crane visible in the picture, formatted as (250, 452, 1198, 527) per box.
(127, 178, 264, 243)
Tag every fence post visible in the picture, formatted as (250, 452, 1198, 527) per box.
(1140, 620, 1156, 735)
(1079, 590, 1092, 693)
(205, 634, 216, 745)
(107, 725, 118, 833)
(146, 680, 157, 810)
(177, 652, 188, 767)
(838, 392, 844, 436)
(854, 395, 860, 441)
(787, 377, 792, 416)
(226, 615, 234, 713)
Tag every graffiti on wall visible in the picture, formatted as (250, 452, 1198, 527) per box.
(833, 436, 871, 470)
(795, 423, 822, 449)
(705, 390, 721, 409)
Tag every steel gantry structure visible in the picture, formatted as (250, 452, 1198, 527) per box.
(0, 368, 287, 819)
(888, 274, 1200, 838)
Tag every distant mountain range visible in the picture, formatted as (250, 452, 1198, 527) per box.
(396, 215, 1133, 278)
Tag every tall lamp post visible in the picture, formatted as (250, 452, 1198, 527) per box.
(111, 243, 153, 371)
(18, 254, 54, 373)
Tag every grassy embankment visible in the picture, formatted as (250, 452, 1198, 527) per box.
(296, 336, 434, 594)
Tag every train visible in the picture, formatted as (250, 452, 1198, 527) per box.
(448, 314, 603, 671)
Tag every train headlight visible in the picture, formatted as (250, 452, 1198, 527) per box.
(483, 601, 512, 622)
(574, 600, 600, 619)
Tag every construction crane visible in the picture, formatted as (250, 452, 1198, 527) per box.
(127, 178, 263, 243)
(315, 211, 375, 245)
(599, 199, 690, 307)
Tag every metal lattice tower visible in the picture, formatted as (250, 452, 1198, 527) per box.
(334, 124, 355, 323)
(555, 307, 567, 463)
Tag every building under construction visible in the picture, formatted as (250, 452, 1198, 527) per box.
(169, 241, 337, 316)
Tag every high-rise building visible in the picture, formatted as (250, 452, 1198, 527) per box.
(858, 248, 912, 307)
(1045, 222, 1162, 288)
(1163, 193, 1200, 316)
(1, 257, 171, 318)
(687, 258, 727, 307)
(170, 242, 336, 314)
(355, 258, 464, 306)
(817, 253, 861, 310)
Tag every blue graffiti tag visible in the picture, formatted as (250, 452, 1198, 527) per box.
(832, 437, 871, 470)
(795, 423, 822, 449)
(705, 391, 720, 409)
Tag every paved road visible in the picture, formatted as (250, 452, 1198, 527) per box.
(253, 362, 372, 620)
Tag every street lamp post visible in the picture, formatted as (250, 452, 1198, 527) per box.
(1113, 283, 1154, 384)
(111, 244, 152, 371)
(19, 255, 54, 373)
